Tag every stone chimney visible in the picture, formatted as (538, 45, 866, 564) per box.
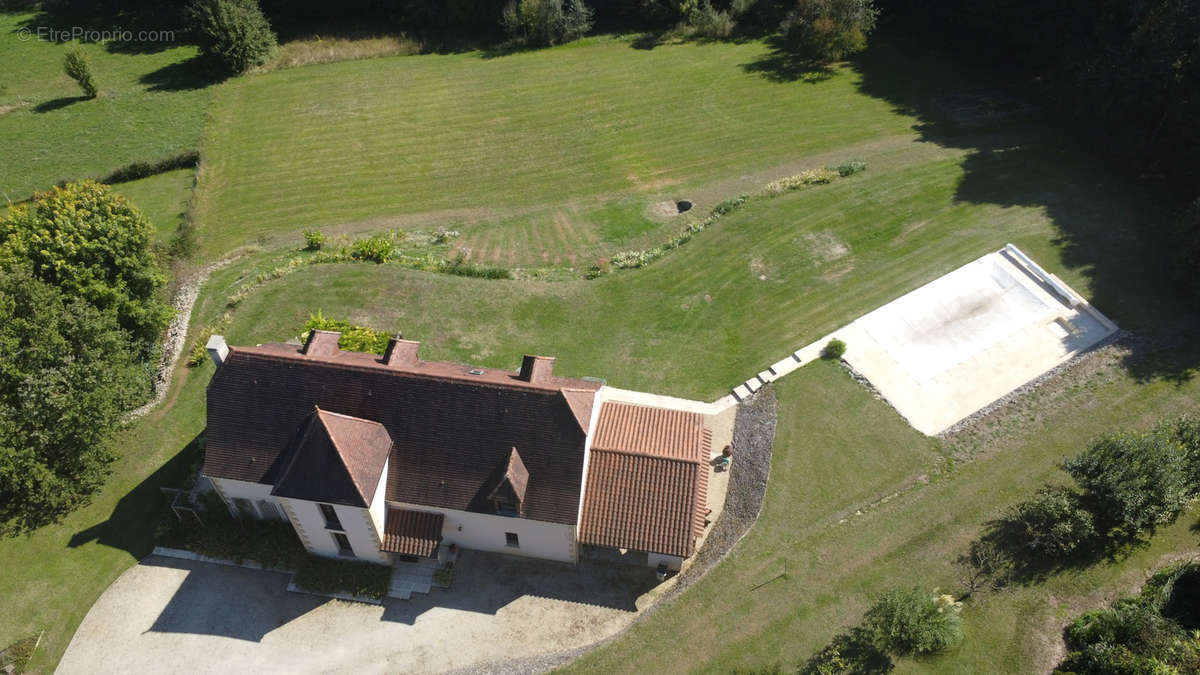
(206, 334, 229, 367)
(519, 355, 555, 383)
(302, 330, 341, 357)
(382, 336, 420, 368)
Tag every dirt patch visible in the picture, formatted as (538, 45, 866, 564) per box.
(801, 230, 850, 263)
(648, 200, 681, 220)
(821, 262, 856, 282)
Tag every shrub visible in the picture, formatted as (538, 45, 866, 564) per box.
(432, 228, 461, 244)
(713, 194, 749, 216)
(502, 0, 594, 47)
(781, 0, 880, 62)
(686, 1, 735, 39)
(762, 168, 840, 195)
(62, 48, 97, 98)
(303, 312, 391, 354)
(0, 180, 171, 355)
(293, 556, 390, 600)
(302, 228, 326, 251)
(821, 338, 846, 359)
(827, 159, 867, 176)
(863, 588, 964, 656)
(99, 150, 200, 184)
(444, 263, 513, 279)
(187, 0, 277, 74)
(1064, 430, 1191, 534)
(157, 502, 305, 570)
(1159, 416, 1200, 494)
(1000, 486, 1097, 561)
(350, 233, 397, 263)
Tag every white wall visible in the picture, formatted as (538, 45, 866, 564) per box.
(368, 458, 389, 540)
(209, 476, 284, 520)
(278, 497, 389, 565)
(647, 552, 684, 571)
(390, 500, 576, 563)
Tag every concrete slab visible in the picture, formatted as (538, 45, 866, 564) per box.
(840, 248, 1117, 435)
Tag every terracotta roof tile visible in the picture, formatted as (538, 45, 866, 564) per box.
(271, 409, 392, 507)
(382, 508, 444, 557)
(579, 403, 712, 557)
(204, 341, 599, 525)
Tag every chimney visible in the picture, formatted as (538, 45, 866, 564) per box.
(382, 336, 420, 368)
(519, 355, 555, 383)
(302, 330, 341, 357)
(206, 334, 229, 367)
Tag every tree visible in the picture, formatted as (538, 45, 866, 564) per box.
(502, 0, 593, 47)
(187, 0, 277, 74)
(1159, 415, 1200, 494)
(862, 587, 964, 656)
(0, 267, 148, 536)
(782, 0, 879, 61)
(1064, 430, 1191, 535)
(0, 181, 171, 356)
(62, 47, 97, 98)
(1001, 485, 1097, 561)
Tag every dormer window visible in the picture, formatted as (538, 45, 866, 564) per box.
(488, 448, 529, 518)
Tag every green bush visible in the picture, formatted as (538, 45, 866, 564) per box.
(350, 232, 399, 263)
(293, 556, 390, 601)
(863, 588, 964, 656)
(443, 263, 513, 279)
(62, 48, 97, 98)
(1001, 485, 1097, 561)
(713, 194, 749, 216)
(762, 168, 840, 195)
(187, 0, 277, 74)
(302, 228, 326, 251)
(1064, 429, 1191, 534)
(685, 1, 735, 39)
(302, 312, 392, 354)
(821, 338, 846, 359)
(827, 159, 867, 176)
(781, 0, 880, 62)
(0, 180, 171, 355)
(156, 497, 305, 570)
(502, 0, 594, 47)
(100, 151, 200, 184)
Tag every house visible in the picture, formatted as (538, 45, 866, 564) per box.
(201, 330, 713, 571)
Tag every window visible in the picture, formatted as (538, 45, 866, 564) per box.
(319, 503, 342, 530)
(257, 500, 283, 521)
(332, 532, 354, 557)
(505, 532, 519, 548)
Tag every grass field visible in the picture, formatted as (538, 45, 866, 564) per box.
(191, 36, 934, 259)
(2, 19, 1199, 674)
(111, 167, 195, 243)
(0, 10, 212, 199)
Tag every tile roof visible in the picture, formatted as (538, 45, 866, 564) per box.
(204, 340, 599, 525)
(579, 403, 712, 558)
(271, 408, 392, 507)
(487, 448, 530, 507)
(381, 508, 444, 557)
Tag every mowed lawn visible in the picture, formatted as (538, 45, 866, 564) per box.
(192, 35, 926, 258)
(0, 11, 213, 198)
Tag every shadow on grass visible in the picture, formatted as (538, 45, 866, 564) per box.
(139, 54, 226, 92)
(68, 432, 204, 557)
(740, 35, 835, 84)
(800, 627, 893, 674)
(13, 5, 187, 56)
(846, 29, 1200, 383)
(33, 95, 91, 113)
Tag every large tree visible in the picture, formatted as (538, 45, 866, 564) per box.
(782, 0, 879, 61)
(0, 180, 171, 356)
(0, 267, 149, 536)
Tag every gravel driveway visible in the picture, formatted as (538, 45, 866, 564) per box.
(57, 551, 657, 674)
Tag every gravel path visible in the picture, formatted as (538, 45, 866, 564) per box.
(129, 258, 233, 419)
(450, 386, 780, 675)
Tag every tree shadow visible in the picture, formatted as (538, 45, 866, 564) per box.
(800, 626, 893, 674)
(32, 95, 90, 113)
(14, 5, 187, 56)
(739, 35, 835, 83)
(139, 55, 226, 92)
(847, 29, 1200, 383)
(68, 432, 204, 556)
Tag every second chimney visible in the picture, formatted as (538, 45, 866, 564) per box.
(519, 355, 555, 383)
(383, 337, 420, 368)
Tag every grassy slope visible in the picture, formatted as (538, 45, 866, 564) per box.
(0, 11, 210, 198)
(111, 167, 195, 243)
(192, 36, 914, 258)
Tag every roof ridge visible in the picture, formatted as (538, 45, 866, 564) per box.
(230, 348, 585, 393)
(588, 445, 706, 465)
(316, 411, 373, 505)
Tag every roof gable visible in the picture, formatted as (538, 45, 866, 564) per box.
(487, 448, 530, 506)
(271, 408, 392, 507)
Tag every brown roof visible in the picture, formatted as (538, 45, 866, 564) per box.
(204, 339, 599, 525)
(382, 508, 444, 557)
(488, 448, 530, 506)
(271, 408, 392, 507)
(579, 403, 712, 558)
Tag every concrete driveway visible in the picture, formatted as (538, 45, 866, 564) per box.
(57, 551, 660, 674)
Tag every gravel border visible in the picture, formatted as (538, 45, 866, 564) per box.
(129, 258, 234, 419)
(448, 386, 779, 675)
